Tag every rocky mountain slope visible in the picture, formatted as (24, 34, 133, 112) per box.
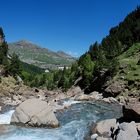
(8, 40, 75, 69)
(104, 43, 140, 100)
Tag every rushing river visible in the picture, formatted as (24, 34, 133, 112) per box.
(0, 101, 122, 140)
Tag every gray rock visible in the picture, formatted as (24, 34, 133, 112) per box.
(74, 94, 90, 101)
(89, 91, 103, 100)
(105, 81, 125, 96)
(117, 121, 138, 140)
(16, 75, 23, 84)
(136, 123, 140, 135)
(67, 86, 82, 98)
(10, 99, 59, 128)
(96, 137, 110, 140)
(92, 119, 117, 137)
(102, 97, 118, 104)
(91, 133, 98, 140)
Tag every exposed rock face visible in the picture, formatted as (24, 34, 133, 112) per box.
(10, 99, 59, 128)
(123, 101, 140, 121)
(66, 86, 83, 98)
(102, 97, 118, 104)
(104, 81, 125, 97)
(74, 91, 102, 101)
(74, 94, 90, 101)
(117, 122, 138, 140)
(91, 119, 139, 140)
(89, 91, 103, 100)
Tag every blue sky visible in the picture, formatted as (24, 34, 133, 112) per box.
(0, 0, 140, 57)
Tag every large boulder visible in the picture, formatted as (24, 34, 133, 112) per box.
(117, 122, 138, 140)
(92, 119, 117, 138)
(67, 86, 83, 98)
(91, 119, 138, 140)
(10, 99, 59, 128)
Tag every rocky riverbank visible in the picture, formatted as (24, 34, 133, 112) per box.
(0, 76, 140, 139)
(87, 98, 140, 140)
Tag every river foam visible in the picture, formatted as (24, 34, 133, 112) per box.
(0, 102, 122, 140)
(0, 110, 14, 124)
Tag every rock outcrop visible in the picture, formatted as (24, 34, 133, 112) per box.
(74, 91, 103, 101)
(123, 101, 140, 121)
(10, 99, 59, 128)
(104, 81, 125, 97)
(91, 119, 139, 140)
(92, 119, 118, 138)
(117, 121, 138, 140)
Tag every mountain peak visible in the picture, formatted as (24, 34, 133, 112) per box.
(8, 40, 75, 69)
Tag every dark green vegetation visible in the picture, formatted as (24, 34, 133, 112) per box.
(0, 28, 21, 77)
(26, 63, 79, 91)
(8, 40, 75, 69)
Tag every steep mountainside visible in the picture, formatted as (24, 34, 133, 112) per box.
(104, 43, 140, 98)
(74, 7, 140, 94)
(8, 40, 75, 69)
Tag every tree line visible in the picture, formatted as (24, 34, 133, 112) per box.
(0, 6, 140, 91)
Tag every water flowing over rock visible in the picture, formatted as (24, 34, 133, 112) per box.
(0, 101, 122, 140)
(10, 99, 59, 128)
(0, 124, 15, 135)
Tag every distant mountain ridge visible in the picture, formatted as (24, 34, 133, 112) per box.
(8, 40, 75, 69)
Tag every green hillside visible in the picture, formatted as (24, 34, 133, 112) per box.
(110, 43, 140, 98)
(8, 40, 76, 69)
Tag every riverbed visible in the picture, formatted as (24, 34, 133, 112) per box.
(0, 101, 122, 140)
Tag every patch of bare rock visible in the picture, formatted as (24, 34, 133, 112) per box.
(10, 99, 59, 128)
(90, 119, 138, 140)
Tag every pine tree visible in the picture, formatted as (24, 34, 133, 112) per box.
(7, 53, 22, 76)
(79, 53, 95, 87)
(0, 27, 8, 65)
